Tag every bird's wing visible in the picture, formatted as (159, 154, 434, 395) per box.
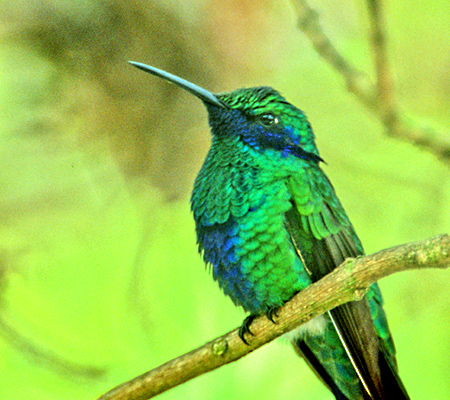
(285, 170, 409, 400)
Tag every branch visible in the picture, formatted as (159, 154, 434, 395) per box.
(290, 0, 450, 164)
(97, 234, 450, 400)
(367, 0, 396, 120)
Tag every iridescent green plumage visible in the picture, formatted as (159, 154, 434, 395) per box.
(130, 61, 409, 400)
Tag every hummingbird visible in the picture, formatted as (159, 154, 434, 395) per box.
(129, 61, 409, 400)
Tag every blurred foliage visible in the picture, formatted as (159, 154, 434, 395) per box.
(0, 0, 449, 399)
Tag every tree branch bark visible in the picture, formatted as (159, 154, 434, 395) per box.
(97, 234, 450, 400)
(290, 0, 450, 164)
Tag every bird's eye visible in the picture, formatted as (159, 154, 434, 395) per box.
(259, 113, 278, 126)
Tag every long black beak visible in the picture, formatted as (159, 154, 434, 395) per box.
(128, 61, 227, 109)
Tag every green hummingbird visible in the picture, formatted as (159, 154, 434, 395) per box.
(129, 61, 409, 400)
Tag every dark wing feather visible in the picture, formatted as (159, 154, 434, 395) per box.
(286, 175, 410, 400)
(285, 205, 381, 398)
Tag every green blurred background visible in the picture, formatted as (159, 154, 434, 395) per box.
(0, 0, 449, 399)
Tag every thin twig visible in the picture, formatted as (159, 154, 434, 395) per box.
(97, 234, 450, 400)
(290, 0, 450, 163)
(367, 0, 397, 121)
(291, 0, 376, 108)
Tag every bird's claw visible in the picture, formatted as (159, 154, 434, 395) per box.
(239, 315, 256, 345)
(266, 307, 279, 323)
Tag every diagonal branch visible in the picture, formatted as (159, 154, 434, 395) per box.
(291, 0, 375, 108)
(97, 234, 450, 400)
(290, 0, 450, 164)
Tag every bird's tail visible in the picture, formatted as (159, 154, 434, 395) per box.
(376, 348, 410, 400)
(291, 338, 410, 400)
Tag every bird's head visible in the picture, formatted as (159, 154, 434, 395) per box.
(211, 87, 322, 163)
(129, 61, 323, 164)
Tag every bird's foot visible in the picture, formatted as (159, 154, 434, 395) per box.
(266, 307, 279, 323)
(239, 315, 256, 345)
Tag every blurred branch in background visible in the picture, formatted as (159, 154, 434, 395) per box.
(0, 317, 104, 379)
(97, 234, 450, 400)
(290, 0, 450, 164)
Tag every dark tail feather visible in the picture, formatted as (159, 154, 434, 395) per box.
(378, 350, 410, 400)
